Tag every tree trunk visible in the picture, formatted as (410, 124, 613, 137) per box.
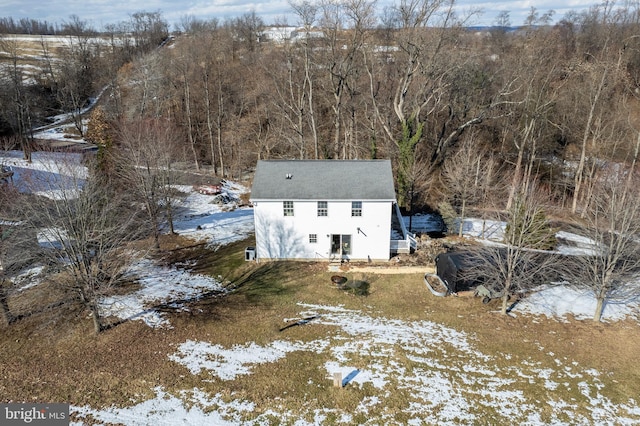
(0, 282, 14, 326)
(166, 197, 175, 235)
(501, 292, 510, 316)
(182, 74, 200, 171)
(501, 272, 513, 315)
(572, 66, 607, 214)
(306, 59, 319, 159)
(332, 96, 342, 159)
(216, 82, 226, 177)
(216, 120, 225, 178)
(89, 301, 103, 333)
(580, 158, 598, 219)
(203, 71, 218, 176)
(80, 286, 103, 333)
(593, 296, 604, 322)
(152, 222, 160, 251)
(506, 119, 534, 210)
(148, 182, 161, 251)
(458, 199, 466, 238)
(593, 271, 613, 322)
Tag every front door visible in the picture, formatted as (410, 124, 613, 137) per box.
(331, 234, 352, 258)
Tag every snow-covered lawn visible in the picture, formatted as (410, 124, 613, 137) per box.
(515, 283, 640, 322)
(99, 259, 227, 328)
(170, 183, 254, 247)
(72, 303, 640, 425)
(0, 150, 86, 198)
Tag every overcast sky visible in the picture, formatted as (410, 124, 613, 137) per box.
(0, 0, 601, 30)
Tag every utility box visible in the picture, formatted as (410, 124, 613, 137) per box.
(245, 247, 256, 261)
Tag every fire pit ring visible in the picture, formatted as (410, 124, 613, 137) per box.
(331, 275, 348, 285)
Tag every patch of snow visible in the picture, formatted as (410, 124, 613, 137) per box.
(36, 227, 70, 250)
(99, 259, 226, 328)
(71, 387, 254, 426)
(514, 284, 640, 322)
(461, 217, 506, 241)
(12, 266, 45, 291)
(156, 304, 640, 424)
(1, 150, 86, 197)
(171, 181, 254, 248)
(169, 339, 329, 380)
(555, 230, 599, 256)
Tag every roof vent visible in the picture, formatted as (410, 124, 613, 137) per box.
(285, 173, 293, 179)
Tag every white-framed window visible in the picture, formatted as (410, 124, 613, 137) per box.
(283, 201, 294, 216)
(317, 201, 328, 216)
(351, 201, 362, 217)
(309, 234, 317, 243)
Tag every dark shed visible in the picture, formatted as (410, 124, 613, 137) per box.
(435, 251, 476, 293)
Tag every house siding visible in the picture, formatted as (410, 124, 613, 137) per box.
(253, 199, 392, 261)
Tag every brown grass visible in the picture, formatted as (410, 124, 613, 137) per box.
(1, 235, 639, 423)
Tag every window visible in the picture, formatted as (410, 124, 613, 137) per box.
(317, 201, 328, 216)
(309, 234, 317, 243)
(283, 201, 294, 216)
(351, 201, 362, 217)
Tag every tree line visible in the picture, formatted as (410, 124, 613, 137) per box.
(4, 3, 640, 214)
(88, 2, 640, 214)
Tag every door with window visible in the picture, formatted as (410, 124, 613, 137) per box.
(331, 234, 352, 258)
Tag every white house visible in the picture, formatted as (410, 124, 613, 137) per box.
(250, 159, 416, 262)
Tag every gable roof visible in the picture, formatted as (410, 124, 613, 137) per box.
(250, 160, 396, 201)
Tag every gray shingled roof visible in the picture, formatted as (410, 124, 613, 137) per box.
(250, 160, 396, 201)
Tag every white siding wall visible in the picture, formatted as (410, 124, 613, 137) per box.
(253, 200, 392, 261)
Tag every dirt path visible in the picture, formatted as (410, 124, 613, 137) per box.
(331, 265, 435, 274)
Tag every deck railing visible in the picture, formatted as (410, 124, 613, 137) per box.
(390, 233, 417, 254)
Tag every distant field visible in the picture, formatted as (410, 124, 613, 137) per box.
(0, 34, 124, 82)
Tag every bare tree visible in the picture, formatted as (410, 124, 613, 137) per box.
(568, 50, 623, 214)
(364, 0, 494, 208)
(441, 134, 500, 236)
(290, 0, 321, 158)
(55, 16, 99, 137)
(466, 178, 558, 315)
(0, 186, 19, 326)
(267, 10, 322, 160)
(232, 11, 265, 56)
(0, 35, 35, 161)
(560, 3, 630, 214)
(176, 51, 200, 171)
(113, 119, 184, 250)
(319, 0, 374, 159)
(129, 11, 169, 52)
(568, 169, 640, 322)
(192, 25, 233, 176)
(0, 192, 40, 326)
(500, 27, 563, 210)
(117, 50, 173, 120)
(20, 157, 146, 333)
